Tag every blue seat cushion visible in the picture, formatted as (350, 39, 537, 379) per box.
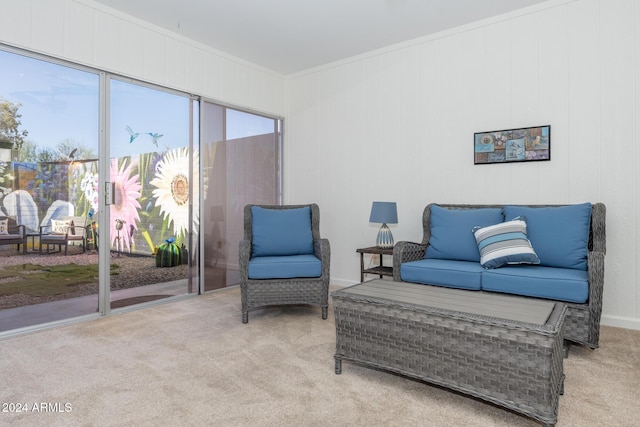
(481, 265, 588, 303)
(504, 203, 591, 270)
(251, 206, 314, 257)
(248, 254, 322, 279)
(426, 206, 504, 262)
(400, 259, 485, 290)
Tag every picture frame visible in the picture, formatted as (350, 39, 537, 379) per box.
(474, 125, 550, 165)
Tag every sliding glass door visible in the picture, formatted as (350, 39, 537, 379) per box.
(0, 45, 281, 334)
(107, 79, 198, 309)
(201, 101, 282, 291)
(0, 48, 201, 332)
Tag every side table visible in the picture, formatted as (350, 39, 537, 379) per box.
(356, 246, 394, 282)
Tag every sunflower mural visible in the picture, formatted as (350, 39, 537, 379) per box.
(110, 157, 142, 251)
(79, 171, 99, 213)
(150, 147, 199, 241)
(22, 143, 200, 256)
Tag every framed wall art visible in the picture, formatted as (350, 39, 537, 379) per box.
(474, 125, 550, 165)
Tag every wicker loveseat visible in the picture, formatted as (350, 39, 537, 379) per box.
(393, 203, 606, 349)
(0, 216, 26, 254)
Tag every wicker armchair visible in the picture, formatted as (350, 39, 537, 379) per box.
(239, 204, 330, 323)
(393, 203, 606, 349)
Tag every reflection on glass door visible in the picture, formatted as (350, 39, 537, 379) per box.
(0, 48, 100, 332)
(201, 102, 281, 291)
(108, 79, 198, 309)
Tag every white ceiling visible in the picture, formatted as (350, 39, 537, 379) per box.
(93, 0, 549, 75)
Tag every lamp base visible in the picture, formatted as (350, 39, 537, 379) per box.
(376, 223, 394, 249)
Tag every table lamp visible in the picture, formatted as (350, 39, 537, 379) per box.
(369, 201, 398, 248)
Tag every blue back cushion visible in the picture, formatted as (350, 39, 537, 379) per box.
(251, 206, 314, 257)
(504, 203, 592, 270)
(426, 206, 503, 262)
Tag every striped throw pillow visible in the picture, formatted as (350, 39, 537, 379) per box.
(472, 216, 540, 269)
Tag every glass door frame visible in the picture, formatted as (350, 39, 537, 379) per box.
(98, 72, 109, 314)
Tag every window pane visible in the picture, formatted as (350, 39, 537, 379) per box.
(0, 49, 100, 331)
(109, 79, 195, 308)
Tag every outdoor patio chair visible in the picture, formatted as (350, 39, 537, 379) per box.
(0, 216, 27, 254)
(238, 203, 330, 323)
(39, 216, 89, 255)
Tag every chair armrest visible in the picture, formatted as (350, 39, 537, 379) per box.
(314, 238, 331, 280)
(76, 224, 90, 237)
(314, 238, 330, 262)
(239, 239, 251, 282)
(17, 224, 26, 238)
(587, 250, 605, 346)
(393, 241, 427, 281)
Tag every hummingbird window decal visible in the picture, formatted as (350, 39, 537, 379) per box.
(147, 132, 164, 147)
(125, 125, 140, 143)
(126, 126, 163, 147)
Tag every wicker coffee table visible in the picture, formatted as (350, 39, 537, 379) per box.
(332, 279, 567, 427)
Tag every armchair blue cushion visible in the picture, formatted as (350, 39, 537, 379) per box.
(248, 255, 322, 279)
(250, 206, 314, 257)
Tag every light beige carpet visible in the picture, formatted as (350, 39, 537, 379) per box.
(1, 286, 639, 427)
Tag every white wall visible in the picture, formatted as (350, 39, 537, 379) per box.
(285, 0, 640, 330)
(0, 0, 285, 116)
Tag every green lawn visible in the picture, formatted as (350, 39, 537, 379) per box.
(0, 263, 119, 297)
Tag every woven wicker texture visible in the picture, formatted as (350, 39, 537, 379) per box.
(393, 203, 606, 349)
(239, 204, 330, 323)
(332, 280, 567, 427)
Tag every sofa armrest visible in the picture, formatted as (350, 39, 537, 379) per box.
(393, 241, 427, 281)
(590, 203, 606, 254)
(587, 250, 605, 337)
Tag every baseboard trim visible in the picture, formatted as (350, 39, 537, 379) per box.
(601, 314, 640, 331)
